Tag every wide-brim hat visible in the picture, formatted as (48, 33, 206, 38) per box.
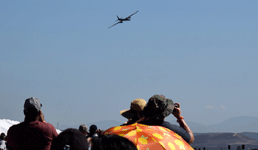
(143, 95, 174, 120)
(120, 98, 146, 119)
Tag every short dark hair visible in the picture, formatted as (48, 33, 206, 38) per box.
(89, 124, 97, 133)
(51, 128, 88, 150)
(0, 133, 6, 140)
(91, 134, 137, 150)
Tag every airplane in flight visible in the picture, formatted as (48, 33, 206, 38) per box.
(108, 11, 139, 28)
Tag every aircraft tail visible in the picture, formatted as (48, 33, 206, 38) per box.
(116, 15, 120, 21)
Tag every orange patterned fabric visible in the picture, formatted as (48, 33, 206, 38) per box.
(103, 123, 193, 150)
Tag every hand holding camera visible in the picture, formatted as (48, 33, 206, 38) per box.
(172, 103, 182, 119)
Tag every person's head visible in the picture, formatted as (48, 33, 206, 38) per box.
(0, 133, 6, 140)
(51, 128, 89, 150)
(79, 124, 88, 136)
(120, 98, 146, 122)
(143, 95, 174, 120)
(23, 97, 42, 120)
(91, 134, 137, 150)
(89, 125, 98, 134)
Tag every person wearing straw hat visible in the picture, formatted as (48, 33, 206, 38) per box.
(120, 98, 147, 125)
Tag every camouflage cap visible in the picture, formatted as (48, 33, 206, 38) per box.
(79, 124, 88, 132)
(24, 97, 42, 113)
(143, 95, 174, 120)
(120, 98, 147, 119)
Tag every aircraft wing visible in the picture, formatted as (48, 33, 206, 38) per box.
(127, 11, 139, 19)
(108, 22, 121, 28)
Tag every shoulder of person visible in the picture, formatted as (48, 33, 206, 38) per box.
(7, 123, 21, 133)
(37, 121, 57, 130)
(162, 120, 172, 124)
(162, 121, 179, 128)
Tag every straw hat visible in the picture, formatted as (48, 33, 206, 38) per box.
(120, 99, 146, 119)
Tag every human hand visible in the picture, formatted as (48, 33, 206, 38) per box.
(172, 103, 182, 119)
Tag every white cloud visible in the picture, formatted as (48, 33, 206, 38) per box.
(206, 105, 214, 109)
(221, 105, 226, 109)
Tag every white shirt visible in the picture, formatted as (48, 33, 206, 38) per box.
(0, 140, 6, 150)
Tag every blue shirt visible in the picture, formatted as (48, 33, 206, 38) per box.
(139, 119, 191, 143)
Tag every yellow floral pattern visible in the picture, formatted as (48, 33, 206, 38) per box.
(103, 123, 194, 150)
(168, 142, 176, 150)
(153, 133, 163, 139)
(138, 135, 148, 145)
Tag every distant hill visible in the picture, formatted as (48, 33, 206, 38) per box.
(191, 133, 258, 149)
(58, 116, 258, 133)
(241, 132, 258, 141)
(191, 116, 258, 133)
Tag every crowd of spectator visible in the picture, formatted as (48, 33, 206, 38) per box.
(2, 95, 194, 150)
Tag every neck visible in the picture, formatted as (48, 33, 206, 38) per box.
(24, 116, 39, 122)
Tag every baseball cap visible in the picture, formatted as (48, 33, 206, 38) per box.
(24, 97, 42, 113)
(79, 124, 88, 132)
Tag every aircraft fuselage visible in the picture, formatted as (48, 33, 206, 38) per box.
(108, 11, 138, 28)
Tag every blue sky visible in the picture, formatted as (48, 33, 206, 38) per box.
(1, 0, 258, 127)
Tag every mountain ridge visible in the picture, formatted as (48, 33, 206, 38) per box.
(191, 132, 258, 149)
(191, 116, 258, 133)
(58, 116, 258, 133)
